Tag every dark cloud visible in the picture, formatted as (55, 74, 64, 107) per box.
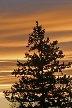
(0, 72, 11, 76)
(63, 69, 72, 75)
(45, 30, 72, 39)
(0, 60, 26, 66)
(0, 30, 72, 44)
(0, 34, 28, 43)
(59, 41, 72, 51)
(0, 60, 26, 76)
(0, 0, 72, 12)
(0, 46, 29, 55)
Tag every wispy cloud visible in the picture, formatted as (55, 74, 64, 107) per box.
(0, 4, 72, 92)
(0, 6, 72, 60)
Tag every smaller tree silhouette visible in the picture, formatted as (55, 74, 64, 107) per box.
(3, 21, 72, 108)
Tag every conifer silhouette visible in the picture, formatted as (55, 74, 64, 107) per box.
(4, 21, 72, 108)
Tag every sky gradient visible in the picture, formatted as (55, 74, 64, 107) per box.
(0, 0, 72, 107)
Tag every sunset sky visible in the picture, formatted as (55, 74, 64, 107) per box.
(0, 0, 72, 107)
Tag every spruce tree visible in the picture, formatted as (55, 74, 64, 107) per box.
(4, 21, 72, 108)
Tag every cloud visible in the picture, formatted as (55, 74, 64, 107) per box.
(59, 41, 72, 51)
(0, 76, 18, 84)
(0, 2, 72, 107)
(0, 6, 72, 73)
(0, 60, 26, 73)
(0, 0, 72, 12)
(0, 6, 72, 38)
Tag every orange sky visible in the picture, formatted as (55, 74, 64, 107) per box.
(0, 6, 72, 60)
(0, 1, 72, 107)
(0, 4, 72, 89)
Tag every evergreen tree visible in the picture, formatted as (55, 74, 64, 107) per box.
(4, 21, 72, 108)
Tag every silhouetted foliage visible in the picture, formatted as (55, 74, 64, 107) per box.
(3, 21, 72, 108)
